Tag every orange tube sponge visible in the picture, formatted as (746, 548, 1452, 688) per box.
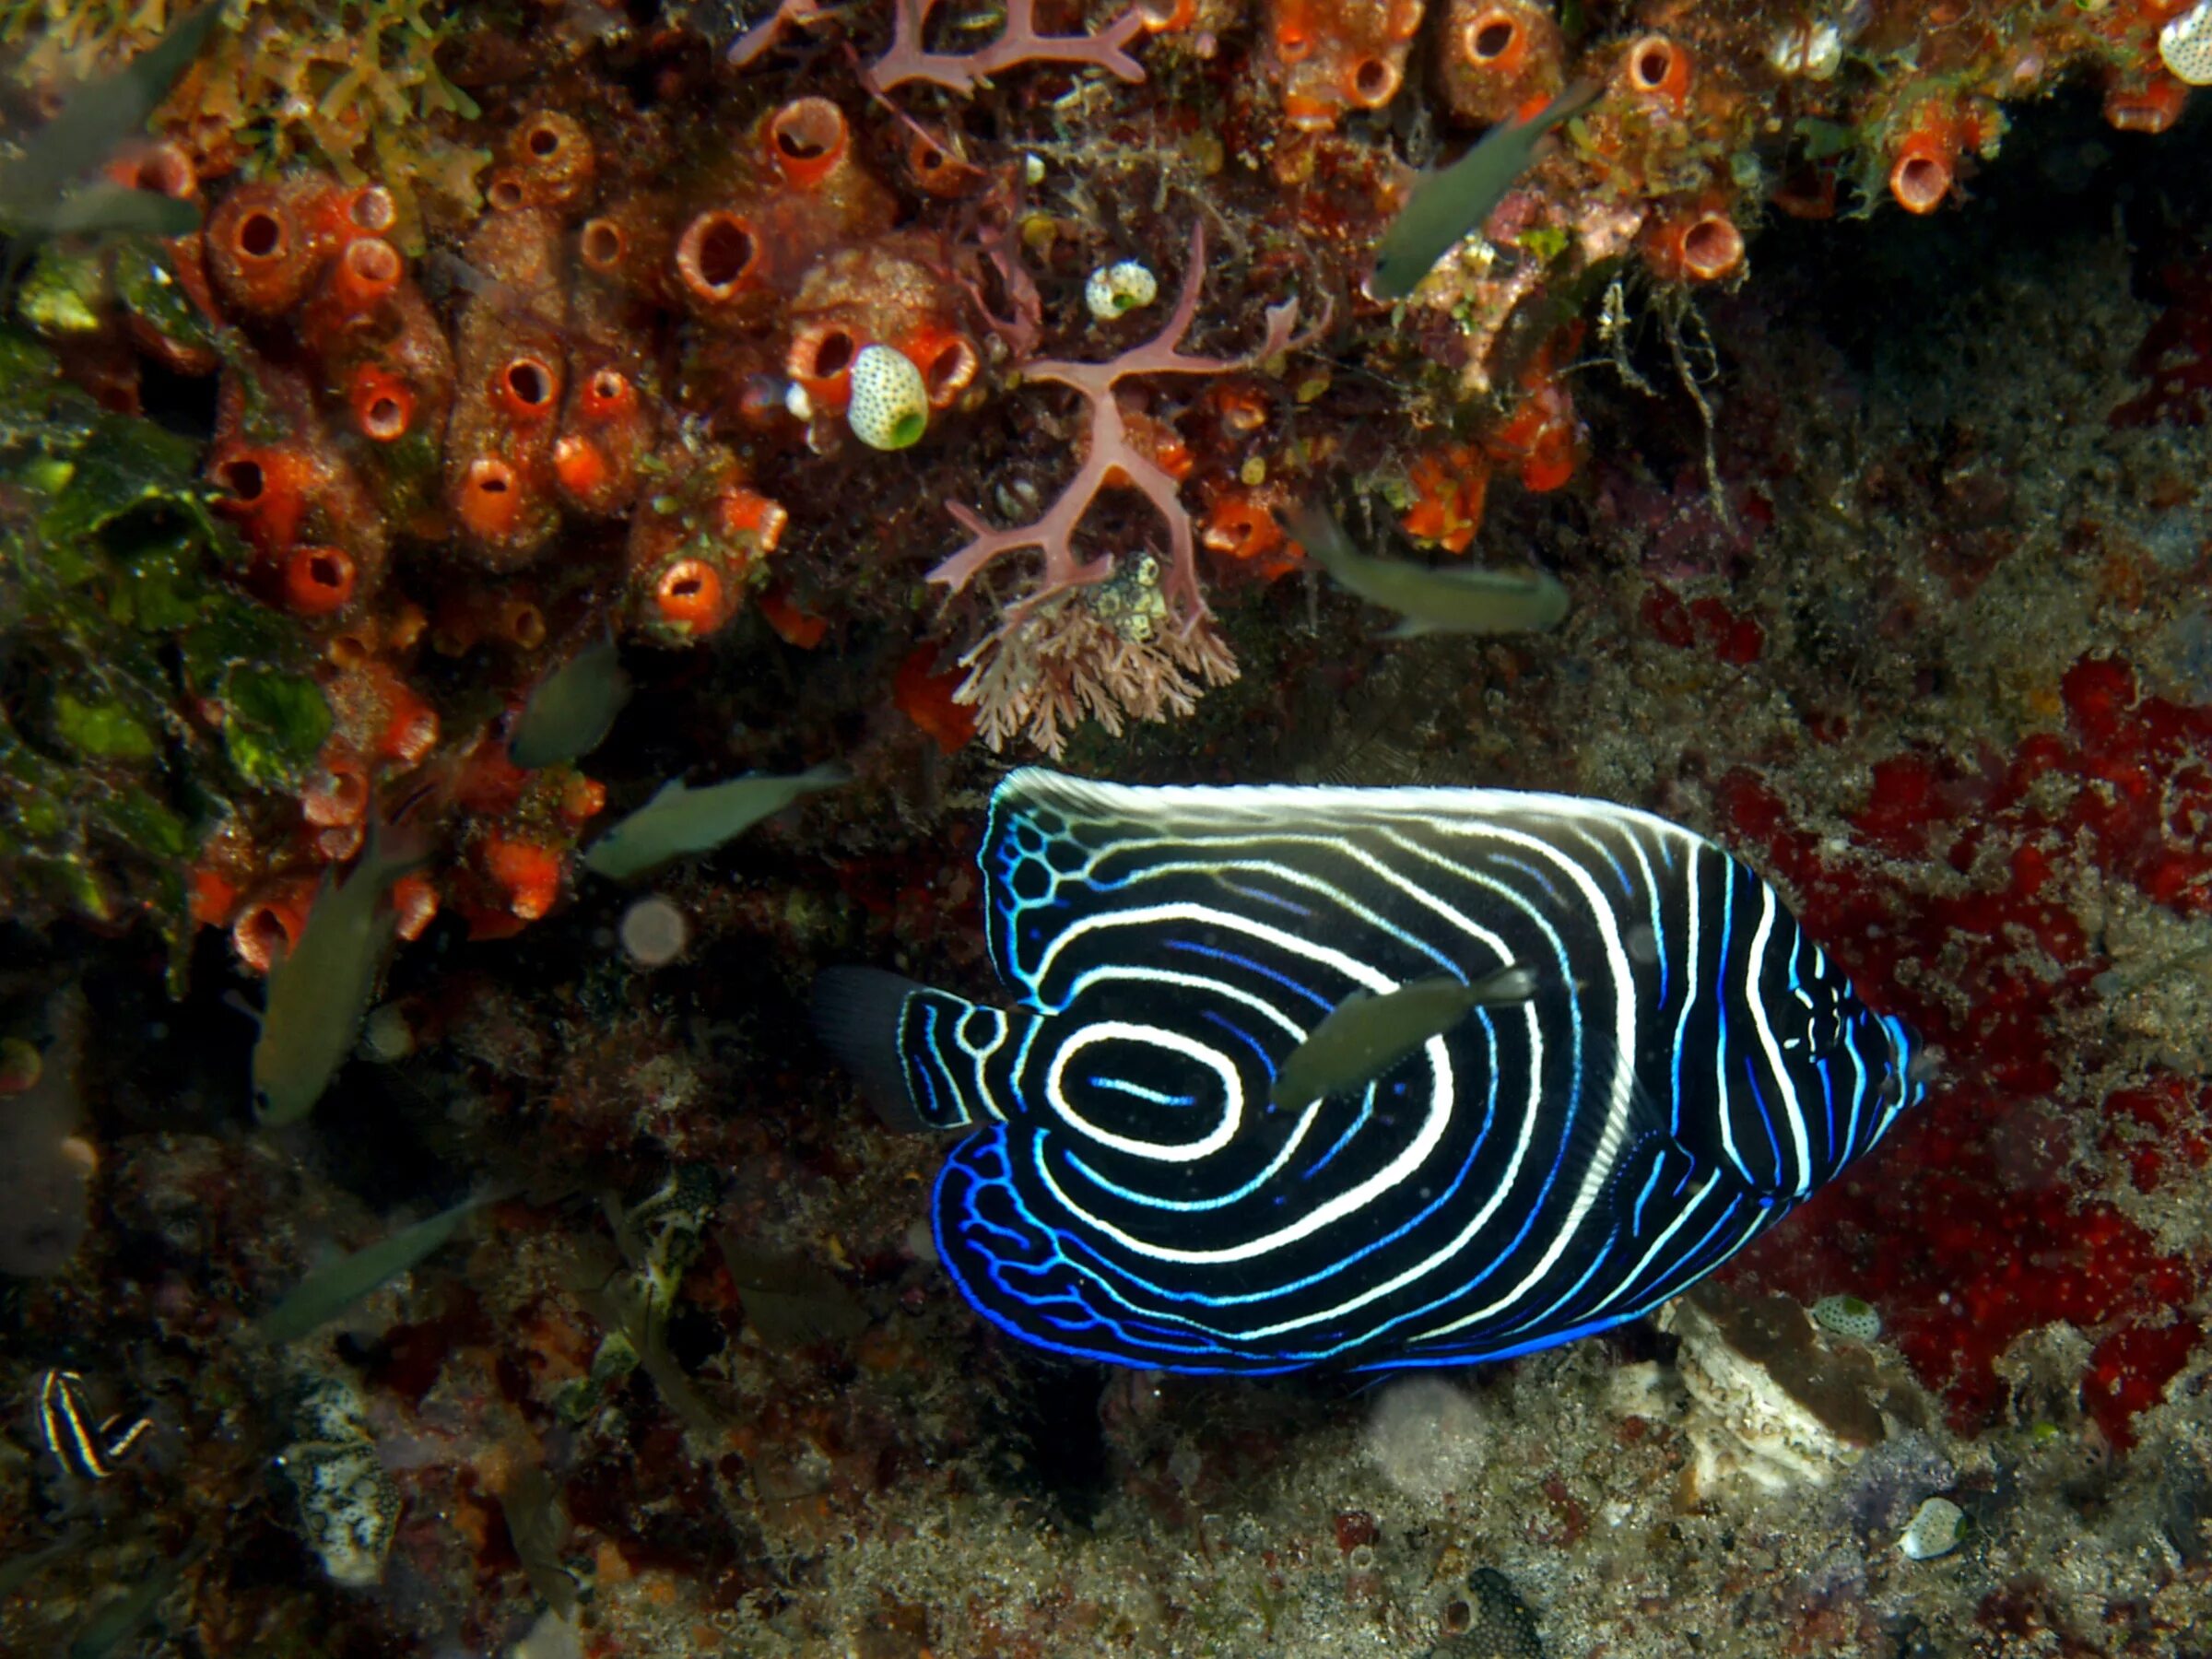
(349, 365, 416, 445)
(390, 872, 440, 942)
(624, 441, 785, 644)
(898, 321, 981, 412)
(210, 441, 319, 556)
(487, 111, 596, 214)
(1400, 443, 1491, 553)
(1266, 0, 1423, 131)
(1201, 488, 1299, 581)
(230, 874, 320, 973)
(322, 278, 455, 524)
(491, 354, 564, 427)
(303, 235, 406, 343)
(1437, 0, 1563, 126)
(206, 182, 332, 316)
(578, 196, 676, 306)
(653, 561, 728, 635)
(1640, 197, 1746, 284)
(301, 744, 371, 828)
(895, 645, 978, 755)
(554, 359, 654, 514)
(747, 100, 895, 264)
(444, 210, 568, 569)
(454, 457, 529, 544)
(2102, 69, 2191, 134)
(106, 142, 220, 373)
(905, 128, 988, 198)
(370, 670, 441, 767)
(1484, 328, 1584, 493)
(480, 835, 564, 924)
(674, 209, 769, 314)
(782, 236, 980, 418)
(206, 180, 388, 318)
(764, 97, 851, 192)
(1619, 33, 1692, 116)
(1888, 124, 1955, 215)
(283, 545, 359, 617)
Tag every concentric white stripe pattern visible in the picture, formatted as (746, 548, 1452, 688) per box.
(900, 771, 1923, 1373)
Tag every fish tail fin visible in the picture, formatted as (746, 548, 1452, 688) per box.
(814, 968, 1034, 1133)
(359, 818, 435, 888)
(804, 760, 854, 789)
(813, 968, 930, 1130)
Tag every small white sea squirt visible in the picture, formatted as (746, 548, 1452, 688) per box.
(2160, 0, 2212, 85)
(1086, 259, 1159, 321)
(846, 345, 929, 451)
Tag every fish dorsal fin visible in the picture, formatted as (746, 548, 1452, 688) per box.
(978, 769, 1680, 1021)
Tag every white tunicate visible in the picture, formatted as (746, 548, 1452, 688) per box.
(1086, 259, 1159, 322)
(359, 1002, 416, 1064)
(1767, 19, 1842, 79)
(1360, 1375, 1490, 1505)
(1899, 1495, 1967, 1560)
(783, 380, 813, 421)
(2161, 0, 2212, 86)
(619, 894, 690, 967)
(845, 345, 928, 451)
(1809, 1293, 1882, 1343)
(279, 1376, 399, 1588)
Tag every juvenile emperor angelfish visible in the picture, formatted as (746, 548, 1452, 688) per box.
(814, 770, 1926, 1375)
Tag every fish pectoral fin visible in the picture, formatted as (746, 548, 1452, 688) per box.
(1466, 962, 1537, 1005)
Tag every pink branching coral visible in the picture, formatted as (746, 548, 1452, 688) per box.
(869, 0, 1152, 94)
(933, 223, 1308, 754)
(731, 0, 1156, 91)
(930, 222, 1300, 629)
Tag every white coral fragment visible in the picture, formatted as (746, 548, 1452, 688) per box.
(1657, 1294, 1864, 1494)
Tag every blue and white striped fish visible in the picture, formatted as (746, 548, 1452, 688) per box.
(815, 770, 1926, 1375)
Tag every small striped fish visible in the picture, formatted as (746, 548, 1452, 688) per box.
(815, 770, 1925, 1374)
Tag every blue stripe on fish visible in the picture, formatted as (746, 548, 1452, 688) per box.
(822, 769, 1926, 1374)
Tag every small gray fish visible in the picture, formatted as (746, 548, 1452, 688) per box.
(8, 180, 202, 240)
(256, 1192, 493, 1344)
(68, 1541, 201, 1659)
(1271, 965, 1536, 1110)
(511, 635, 630, 770)
(1366, 79, 1602, 303)
(582, 762, 848, 881)
(1291, 505, 1569, 637)
(0, 7, 218, 213)
(252, 825, 428, 1126)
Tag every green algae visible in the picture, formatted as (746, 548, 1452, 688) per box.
(0, 329, 327, 987)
